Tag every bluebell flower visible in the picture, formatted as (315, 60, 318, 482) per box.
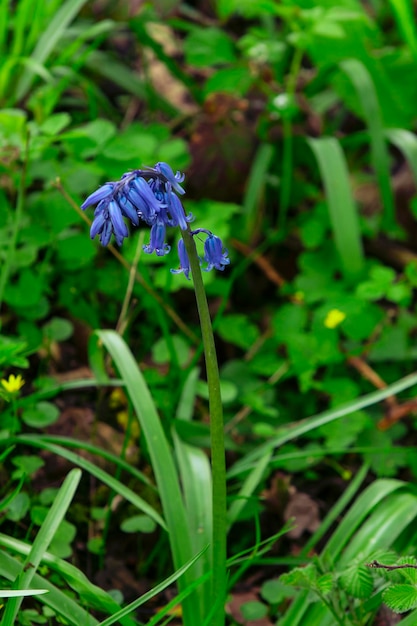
(143, 219, 170, 256)
(118, 195, 139, 226)
(81, 161, 230, 277)
(167, 192, 193, 231)
(126, 176, 160, 223)
(89, 198, 129, 246)
(155, 162, 185, 195)
(202, 233, 230, 272)
(171, 239, 191, 280)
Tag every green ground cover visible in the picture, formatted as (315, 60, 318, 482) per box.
(2, 1, 417, 624)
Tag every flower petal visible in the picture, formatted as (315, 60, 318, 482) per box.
(81, 183, 114, 209)
(171, 238, 191, 279)
(155, 162, 186, 195)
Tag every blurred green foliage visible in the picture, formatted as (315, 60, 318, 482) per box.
(2, 0, 417, 623)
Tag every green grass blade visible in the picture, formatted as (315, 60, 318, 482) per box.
(94, 330, 200, 623)
(308, 136, 364, 277)
(10, 0, 32, 56)
(173, 366, 212, 616)
(227, 450, 271, 532)
(97, 548, 208, 626)
(174, 432, 212, 616)
(0, 475, 24, 512)
(243, 143, 274, 238)
(386, 128, 417, 185)
(0, 533, 136, 626)
(388, 0, 417, 58)
(0, 551, 98, 626)
(276, 590, 311, 626)
(229, 370, 417, 477)
(322, 478, 406, 561)
(339, 490, 417, 565)
(0, 590, 48, 597)
(0, 0, 9, 56)
(15, 0, 88, 101)
(1, 469, 81, 624)
(300, 463, 369, 559)
(175, 367, 200, 421)
(12, 435, 165, 529)
(85, 51, 147, 99)
(340, 58, 395, 230)
(18, 433, 154, 489)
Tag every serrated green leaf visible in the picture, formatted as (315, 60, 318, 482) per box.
(280, 564, 317, 589)
(316, 573, 333, 595)
(339, 564, 373, 599)
(396, 557, 417, 585)
(383, 584, 417, 613)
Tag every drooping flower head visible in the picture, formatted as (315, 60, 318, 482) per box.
(81, 162, 229, 279)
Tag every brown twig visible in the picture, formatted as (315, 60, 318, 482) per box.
(231, 238, 286, 287)
(378, 398, 417, 430)
(366, 560, 417, 570)
(347, 356, 396, 409)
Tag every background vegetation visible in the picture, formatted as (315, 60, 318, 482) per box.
(2, 0, 417, 624)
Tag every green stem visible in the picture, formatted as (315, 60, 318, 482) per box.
(182, 230, 227, 626)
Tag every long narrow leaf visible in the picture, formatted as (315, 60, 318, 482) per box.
(17, 433, 154, 488)
(97, 548, 208, 626)
(340, 58, 395, 230)
(300, 463, 369, 558)
(243, 143, 274, 238)
(0, 590, 48, 597)
(0, 533, 136, 626)
(386, 128, 417, 185)
(94, 330, 200, 623)
(15, 0, 89, 100)
(12, 435, 165, 529)
(308, 136, 364, 277)
(388, 0, 417, 58)
(322, 479, 406, 561)
(227, 450, 271, 532)
(173, 367, 212, 617)
(1, 469, 81, 623)
(174, 432, 212, 616)
(229, 370, 417, 477)
(339, 490, 417, 565)
(0, 551, 98, 626)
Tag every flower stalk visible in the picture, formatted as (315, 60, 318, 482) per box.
(182, 229, 227, 626)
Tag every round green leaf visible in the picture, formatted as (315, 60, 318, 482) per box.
(42, 317, 73, 342)
(240, 601, 268, 621)
(120, 515, 157, 534)
(22, 401, 60, 428)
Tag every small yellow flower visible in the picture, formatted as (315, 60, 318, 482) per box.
(1, 374, 25, 394)
(324, 309, 346, 329)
